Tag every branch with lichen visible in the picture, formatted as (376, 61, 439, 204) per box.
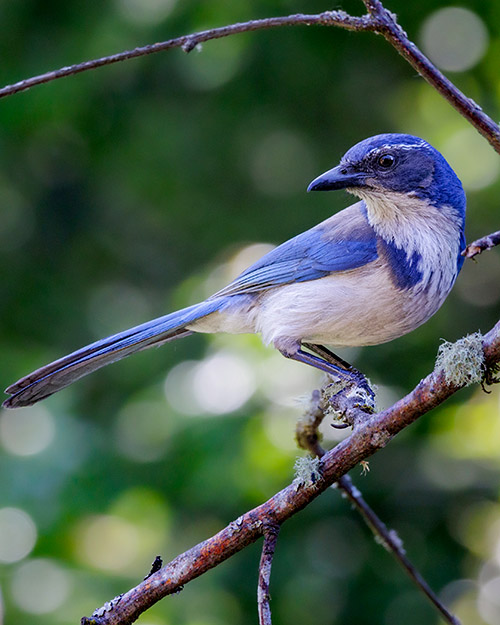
(296, 387, 462, 625)
(81, 322, 500, 625)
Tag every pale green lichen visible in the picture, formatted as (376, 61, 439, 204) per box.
(435, 332, 485, 387)
(293, 455, 321, 487)
(321, 377, 376, 424)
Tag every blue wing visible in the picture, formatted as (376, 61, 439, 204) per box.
(213, 202, 378, 297)
(4, 201, 377, 409)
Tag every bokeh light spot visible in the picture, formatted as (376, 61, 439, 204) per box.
(479, 574, 500, 624)
(452, 501, 500, 558)
(0, 508, 37, 563)
(74, 514, 140, 572)
(177, 36, 246, 90)
(165, 350, 255, 415)
(441, 127, 500, 191)
(200, 243, 276, 300)
(263, 407, 304, 453)
(11, 559, 71, 614)
(228, 244, 277, 279)
(165, 360, 206, 415)
(430, 387, 500, 461)
(110, 488, 171, 537)
(0, 405, 55, 456)
(420, 7, 488, 72)
(74, 490, 170, 576)
(192, 351, 255, 414)
(115, 400, 173, 462)
(257, 350, 321, 407)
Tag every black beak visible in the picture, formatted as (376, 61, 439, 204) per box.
(307, 165, 367, 192)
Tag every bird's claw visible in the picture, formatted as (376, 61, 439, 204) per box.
(325, 376, 376, 430)
(482, 365, 500, 392)
(331, 421, 350, 430)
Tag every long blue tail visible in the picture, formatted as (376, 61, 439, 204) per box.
(3, 299, 223, 409)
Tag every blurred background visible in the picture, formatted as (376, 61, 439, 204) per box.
(0, 1, 499, 623)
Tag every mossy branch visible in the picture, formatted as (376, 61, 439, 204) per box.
(81, 320, 500, 625)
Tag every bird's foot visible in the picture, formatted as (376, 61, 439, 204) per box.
(323, 376, 376, 430)
(482, 363, 500, 392)
(300, 341, 376, 401)
(349, 369, 376, 402)
(276, 340, 376, 428)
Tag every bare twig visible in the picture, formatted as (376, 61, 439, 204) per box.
(338, 475, 461, 625)
(361, 0, 500, 153)
(257, 524, 281, 625)
(463, 230, 500, 258)
(2, 1, 500, 158)
(80, 320, 500, 625)
(0, 11, 370, 100)
(296, 389, 461, 625)
(295, 389, 326, 456)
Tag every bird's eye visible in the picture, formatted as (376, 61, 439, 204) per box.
(378, 154, 395, 169)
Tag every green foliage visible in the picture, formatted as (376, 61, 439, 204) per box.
(0, 1, 499, 624)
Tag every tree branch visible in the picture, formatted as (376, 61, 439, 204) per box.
(81, 320, 500, 625)
(361, 0, 500, 153)
(463, 230, 500, 258)
(0, 11, 370, 100)
(2, 2, 500, 158)
(257, 524, 280, 625)
(338, 476, 461, 625)
(295, 388, 461, 625)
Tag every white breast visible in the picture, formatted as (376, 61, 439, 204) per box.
(189, 193, 463, 350)
(252, 259, 443, 348)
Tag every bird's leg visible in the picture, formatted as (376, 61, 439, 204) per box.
(277, 339, 376, 429)
(276, 339, 374, 399)
(302, 343, 353, 371)
(303, 342, 375, 400)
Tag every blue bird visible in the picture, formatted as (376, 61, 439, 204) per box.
(3, 133, 466, 409)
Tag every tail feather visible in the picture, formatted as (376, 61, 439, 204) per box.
(3, 299, 222, 409)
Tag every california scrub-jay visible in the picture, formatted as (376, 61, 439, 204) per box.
(3, 133, 466, 409)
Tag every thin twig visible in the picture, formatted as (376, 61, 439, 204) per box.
(0, 11, 370, 100)
(257, 524, 281, 625)
(2, 2, 500, 158)
(80, 320, 500, 624)
(462, 230, 500, 258)
(360, 0, 500, 153)
(338, 475, 461, 625)
(296, 390, 461, 625)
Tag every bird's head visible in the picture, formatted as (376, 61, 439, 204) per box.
(308, 133, 465, 216)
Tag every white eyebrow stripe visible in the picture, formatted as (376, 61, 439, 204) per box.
(342, 141, 430, 168)
(367, 141, 428, 156)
